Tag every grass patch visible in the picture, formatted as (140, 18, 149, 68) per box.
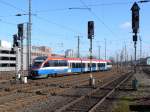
(112, 96, 133, 112)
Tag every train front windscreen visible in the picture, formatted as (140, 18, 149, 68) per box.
(33, 56, 47, 67)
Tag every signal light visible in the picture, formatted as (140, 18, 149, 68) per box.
(133, 35, 137, 41)
(13, 34, 20, 47)
(131, 2, 140, 33)
(18, 24, 24, 38)
(88, 21, 94, 39)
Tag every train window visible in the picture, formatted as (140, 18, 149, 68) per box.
(99, 63, 105, 67)
(48, 60, 57, 66)
(44, 62, 50, 67)
(88, 63, 90, 68)
(72, 63, 76, 68)
(54, 60, 59, 66)
(64, 60, 67, 66)
(33, 62, 42, 67)
(78, 63, 81, 68)
(76, 63, 78, 68)
(59, 60, 67, 66)
(107, 62, 112, 65)
(77, 63, 81, 68)
(82, 63, 85, 68)
(92, 63, 96, 67)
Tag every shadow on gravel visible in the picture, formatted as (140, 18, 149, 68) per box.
(118, 88, 135, 91)
(107, 97, 150, 102)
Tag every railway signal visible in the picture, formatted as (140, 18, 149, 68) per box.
(88, 21, 95, 84)
(17, 23, 24, 78)
(131, 2, 140, 34)
(131, 2, 140, 73)
(18, 24, 24, 38)
(88, 21, 94, 39)
(13, 34, 19, 47)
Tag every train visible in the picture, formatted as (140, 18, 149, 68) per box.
(139, 57, 150, 73)
(31, 56, 112, 78)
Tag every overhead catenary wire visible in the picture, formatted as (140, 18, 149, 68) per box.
(79, 0, 119, 38)
(0, 0, 85, 38)
(0, 0, 26, 12)
(0, 19, 16, 26)
(32, 1, 133, 14)
(33, 15, 84, 35)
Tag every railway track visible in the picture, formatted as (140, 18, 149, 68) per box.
(0, 71, 113, 96)
(55, 72, 133, 112)
(0, 71, 118, 112)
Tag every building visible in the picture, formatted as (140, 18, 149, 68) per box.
(0, 40, 52, 71)
(65, 49, 75, 58)
(0, 40, 16, 71)
(31, 46, 52, 60)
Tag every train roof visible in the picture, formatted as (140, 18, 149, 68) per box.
(45, 56, 110, 62)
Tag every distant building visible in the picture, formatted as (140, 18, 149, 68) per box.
(0, 40, 16, 71)
(65, 49, 75, 58)
(31, 46, 52, 60)
(51, 53, 65, 58)
(0, 39, 52, 71)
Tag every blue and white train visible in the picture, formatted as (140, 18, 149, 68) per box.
(31, 56, 112, 78)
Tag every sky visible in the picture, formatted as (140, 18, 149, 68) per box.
(0, 0, 150, 60)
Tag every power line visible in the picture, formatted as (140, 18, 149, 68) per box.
(33, 1, 133, 14)
(79, 0, 118, 38)
(0, 19, 16, 26)
(85, 1, 133, 7)
(0, 0, 26, 12)
(0, 15, 17, 18)
(33, 15, 84, 35)
(34, 8, 69, 13)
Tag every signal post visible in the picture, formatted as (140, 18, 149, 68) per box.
(131, 2, 140, 73)
(88, 21, 95, 88)
(131, 2, 140, 90)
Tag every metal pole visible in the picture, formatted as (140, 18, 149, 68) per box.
(134, 40, 137, 73)
(139, 36, 142, 72)
(90, 38, 92, 72)
(28, 0, 32, 76)
(77, 36, 80, 58)
(26, 23, 29, 74)
(116, 53, 119, 72)
(21, 36, 23, 76)
(139, 36, 142, 64)
(105, 39, 106, 60)
(98, 46, 101, 60)
(15, 47, 19, 79)
(125, 43, 127, 69)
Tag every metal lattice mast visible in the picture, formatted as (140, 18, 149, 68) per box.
(28, 0, 32, 76)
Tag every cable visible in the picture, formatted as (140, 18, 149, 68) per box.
(79, 0, 118, 38)
(86, 1, 132, 7)
(0, 0, 26, 12)
(34, 1, 133, 14)
(0, 19, 16, 26)
(33, 15, 83, 35)
(33, 24, 69, 38)
(34, 8, 69, 13)
(0, 15, 17, 18)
